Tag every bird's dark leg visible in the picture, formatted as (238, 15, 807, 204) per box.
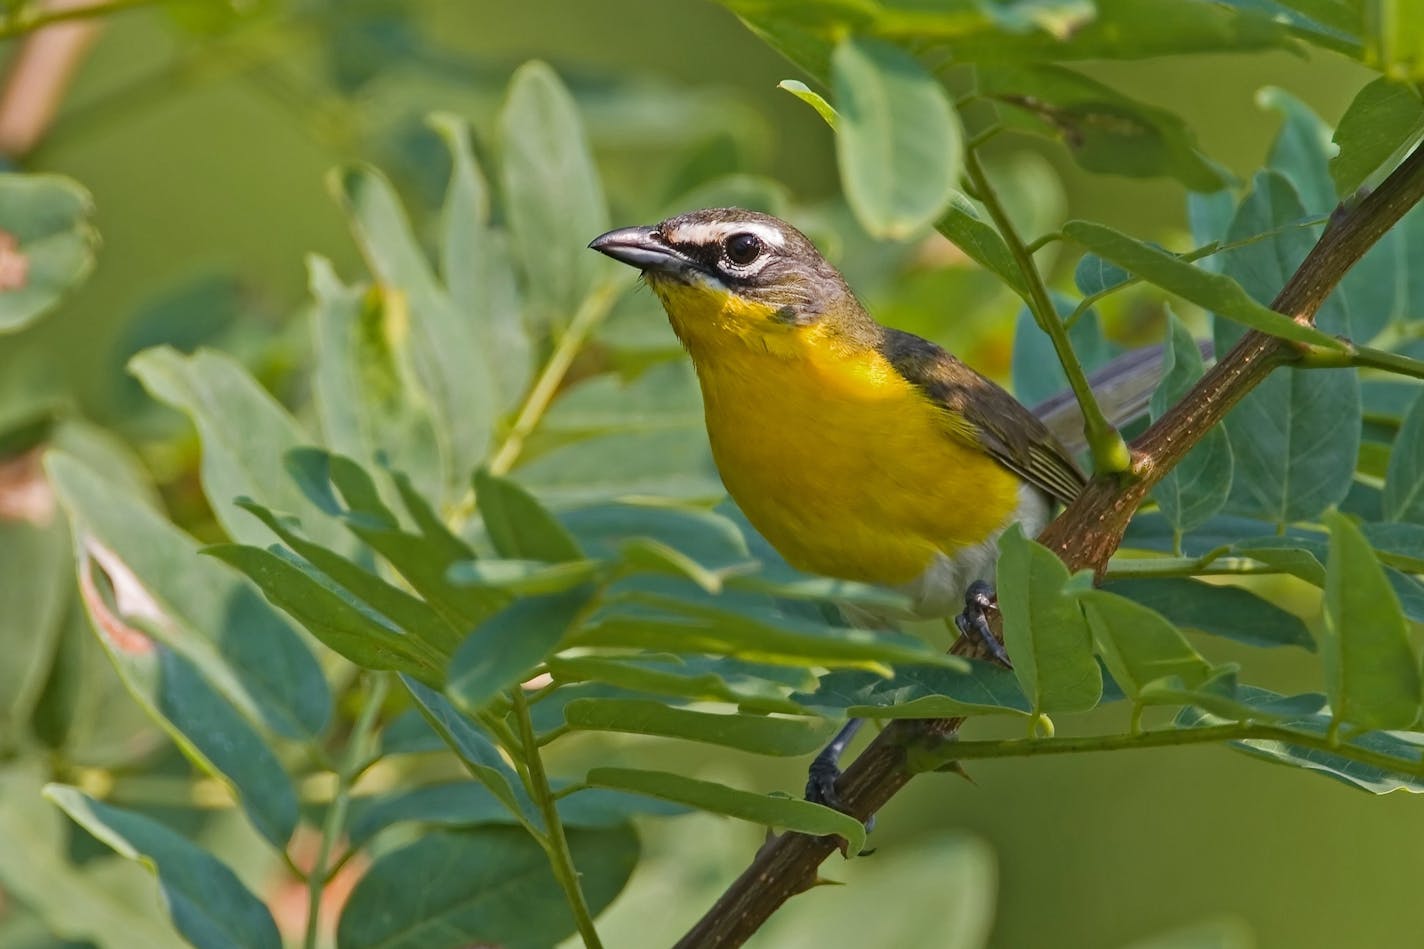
(955, 579, 1012, 668)
(806, 717, 865, 812)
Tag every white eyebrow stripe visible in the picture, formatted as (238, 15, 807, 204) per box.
(666, 220, 787, 248)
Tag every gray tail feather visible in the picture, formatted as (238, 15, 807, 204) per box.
(1031, 341, 1214, 458)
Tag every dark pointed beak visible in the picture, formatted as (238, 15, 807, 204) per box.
(588, 225, 688, 273)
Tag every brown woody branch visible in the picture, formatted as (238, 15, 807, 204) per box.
(674, 144, 1424, 949)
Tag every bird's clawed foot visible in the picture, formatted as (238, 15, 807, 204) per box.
(955, 580, 1012, 668)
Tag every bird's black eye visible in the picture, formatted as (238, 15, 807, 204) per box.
(723, 232, 763, 266)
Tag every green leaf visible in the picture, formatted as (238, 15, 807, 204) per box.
(1330, 77, 1424, 196)
(473, 469, 583, 561)
(402, 678, 525, 817)
(337, 825, 637, 949)
(296, 449, 504, 628)
(308, 259, 446, 505)
(1230, 727, 1424, 794)
(346, 781, 684, 849)
(0, 766, 182, 948)
(1149, 312, 1233, 532)
(934, 192, 1028, 296)
(586, 767, 866, 853)
(795, 662, 1030, 719)
(728, 0, 1303, 71)
(1177, 689, 1424, 794)
(515, 362, 720, 503)
(1188, 189, 1236, 259)
(0, 510, 69, 744)
(997, 526, 1101, 715)
(332, 164, 495, 492)
(1081, 590, 1215, 700)
(831, 36, 961, 239)
(1384, 392, 1424, 523)
(205, 544, 446, 684)
(446, 587, 593, 714)
(1211, 173, 1360, 524)
(1152, 672, 1326, 723)
(1061, 220, 1344, 350)
(1105, 577, 1314, 651)
(1363, 521, 1424, 572)
(1335, 204, 1424, 346)
(978, 64, 1230, 191)
(236, 497, 463, 656)
(576, 592, 963, 675)
(0, 174, 97, 333)
(430, 113, 532, 413)
(129, 347, 348, 551)
(1259, 87, 1336, 216)
(562, 697, 837, 755)
(778, 79, 838, 129)
(47, 451, 331, 740)
(1073, 252, 1130, 296)
(500, 61, 609, 328)
(1322, 511, 1420, 731)
(547, 654, 811, 714)
(45, 788, 281, 949)
(448, 558, 604, 595)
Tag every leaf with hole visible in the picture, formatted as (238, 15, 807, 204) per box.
(0, 174, 97, 333)
(46, 452, 330, 739)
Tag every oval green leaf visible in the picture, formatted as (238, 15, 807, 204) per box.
(831, 36, 961, 240)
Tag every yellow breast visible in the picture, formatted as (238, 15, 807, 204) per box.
(657, 282, 1024, 586)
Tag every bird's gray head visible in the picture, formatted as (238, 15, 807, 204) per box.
(588, 208, 851, 320)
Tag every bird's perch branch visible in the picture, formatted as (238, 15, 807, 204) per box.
(674, 144, 1424, 949)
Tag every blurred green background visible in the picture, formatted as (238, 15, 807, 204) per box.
(3, 2, 1417, 947)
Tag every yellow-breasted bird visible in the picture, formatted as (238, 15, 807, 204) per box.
(589, 208, 1133, 803)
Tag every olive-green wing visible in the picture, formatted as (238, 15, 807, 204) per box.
(879, 329, 1086, 505)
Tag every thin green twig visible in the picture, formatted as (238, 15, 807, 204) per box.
(511, 687, 605, 949)
(1300, 340, 1424, 381)
(963, 148, 1128, 474)
(1024, 231, 1064, 255)
(1103, 554, 1287, 580)
(449, 277, 626, 524)
(303, 673, 389, 949)
(905, 721, 1424, 779)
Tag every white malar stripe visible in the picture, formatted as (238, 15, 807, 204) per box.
(666, 220, 787, 248)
